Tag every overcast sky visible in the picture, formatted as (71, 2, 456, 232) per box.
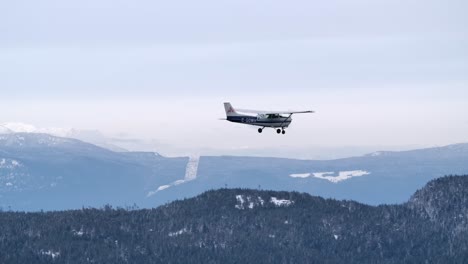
(1, 0, 467, 157)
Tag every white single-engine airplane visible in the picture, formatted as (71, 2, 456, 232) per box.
(223, 102, 314, 134)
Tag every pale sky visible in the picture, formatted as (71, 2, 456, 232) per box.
(1, 0, 467, 157)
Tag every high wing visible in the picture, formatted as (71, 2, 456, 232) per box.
(235, 108, 314, 115)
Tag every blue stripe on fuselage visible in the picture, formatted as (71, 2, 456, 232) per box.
(227, 115, 291, 127)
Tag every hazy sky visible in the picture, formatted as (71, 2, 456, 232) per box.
(1, 0, 467, 156)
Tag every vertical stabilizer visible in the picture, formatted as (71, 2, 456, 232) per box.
(224, 102, 239, 117)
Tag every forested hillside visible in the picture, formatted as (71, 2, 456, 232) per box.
(1, 175, 467, 263)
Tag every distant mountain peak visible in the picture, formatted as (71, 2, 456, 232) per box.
(0, 122, 70, 136)
(0, 122, 127, 152)
(363, 142, 468, 157)
(0, 122, 35, 134)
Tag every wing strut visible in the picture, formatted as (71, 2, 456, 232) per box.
(279, 113, 293, 128)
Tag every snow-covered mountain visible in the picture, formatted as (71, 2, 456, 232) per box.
(1, 132, 467, 211)
(0, 122, 126, 152)
(0, 133, 187, 211)
(1, 122, 69, 136)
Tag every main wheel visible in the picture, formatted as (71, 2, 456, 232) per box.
(282, 130, 286, 134)
(276, 129, 281, 134)
(258, 128, 263, 133)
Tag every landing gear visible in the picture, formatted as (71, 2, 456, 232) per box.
(258, 128, 263, 133)
(276, 128, 286, 134)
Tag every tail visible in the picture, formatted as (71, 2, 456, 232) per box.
(224, 102, 239, 117)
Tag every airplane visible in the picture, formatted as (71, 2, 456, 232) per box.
(223, 102, 314, 134)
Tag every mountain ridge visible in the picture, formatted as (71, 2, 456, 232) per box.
(1, 132, 468, 210)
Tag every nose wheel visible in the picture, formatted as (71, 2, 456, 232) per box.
(258, 128, 263, 133)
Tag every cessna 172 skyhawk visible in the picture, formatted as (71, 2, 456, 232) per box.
(223, 102, 314, 134)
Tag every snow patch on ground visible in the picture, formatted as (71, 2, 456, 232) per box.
(0, 158, 21, 169)
(184, 155, 199, 181)
(173, 180, 185, 185)
(258, 196, 265, 206)
(147, 155, 200, 197)
(235, 195, 265, 209)
(147, 184, 172, 196)
(157, 185, 171, 191)
(169, 228, 188, 237)
(235, 195, 245, 209)
(40, 250, 60, 259)
(314, 170, 370, 183)
(290, 173, 311, 178)
(0, 158, 30, 191)
(270, 197, 294, 207)
(289, 170, 370, 183)
(72, 228, 84, 236)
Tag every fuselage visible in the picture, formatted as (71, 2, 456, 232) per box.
(227, 114, 292, 128)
